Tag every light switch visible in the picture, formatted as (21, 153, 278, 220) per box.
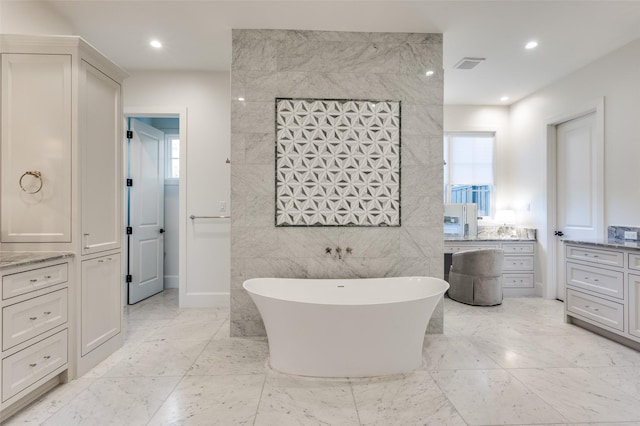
(219, 201, 226, 212)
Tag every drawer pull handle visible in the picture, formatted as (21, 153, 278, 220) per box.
(593, 308, 599, 312)
(30, 279, 38, 283)
(44, 275, 52, 279)
(593, 255, 599, 257)
(29, 363, 37, 367)
(43, 355, 51, 360)
(98, 260, 104, 263)
(29, 317, 37, 320)
(43, 311, 52, 315)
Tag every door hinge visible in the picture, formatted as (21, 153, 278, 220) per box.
(126, 274, 132, 283)
(126, 178, 133, 187)
(126, 226, 133, 235)
(126, 130, 133, 139)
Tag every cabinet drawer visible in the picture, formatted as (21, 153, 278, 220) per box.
(2, 330, 67, 402)
(444, 244, 499, 254)
(566, 245, 624, 268)
(501, 243, 534, 254)
(502, 273, 534, 288)
(502, 256, 534, 271)
(3, 289, 68, 350)
(2, 263, 68, 300)
(567, 289, 624, 332)
(566, 262, 624, 299)
(629, 253, 640, 271)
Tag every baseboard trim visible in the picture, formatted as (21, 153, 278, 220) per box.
(164, 275, 179, 289)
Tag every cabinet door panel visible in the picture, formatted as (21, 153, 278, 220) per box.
(81, 255, 121, 356)
(630, 274, 640, 339)
(80, 60, 121, 254)
(1, 54, 72, 242)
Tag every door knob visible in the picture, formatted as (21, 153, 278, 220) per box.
(554, 231, 564, 236)
(159, 228, 165, 234)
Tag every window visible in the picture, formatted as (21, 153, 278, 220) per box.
(444, 132, 495, 217)
(166, 135, 180, 180)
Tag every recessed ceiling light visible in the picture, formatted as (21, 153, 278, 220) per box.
(425, 70, 435, 76)
(500, 96, 509, 102)
(237, 97, 245, 101)
(525, 41, 538, 50)
(150, 40, 162, 49)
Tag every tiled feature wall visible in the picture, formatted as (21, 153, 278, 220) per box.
(230, 30, 443, 337)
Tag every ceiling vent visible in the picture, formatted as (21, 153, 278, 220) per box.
(453, 57, 486, 70)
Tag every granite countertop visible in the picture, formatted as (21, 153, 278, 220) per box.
(0, 251, 74, 270)
(445, 236, 536, 242)
(562, 238, 640, 251)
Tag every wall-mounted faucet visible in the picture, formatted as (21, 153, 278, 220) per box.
(325, 246, 353, 260)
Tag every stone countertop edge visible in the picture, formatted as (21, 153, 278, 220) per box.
(562, 238, 640, 251)
(445, 237, 536, 242)
(0, 251, 75, 270)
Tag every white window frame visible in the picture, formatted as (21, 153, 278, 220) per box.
(443, 131, 496, 219)
(165, 133, 180, 184)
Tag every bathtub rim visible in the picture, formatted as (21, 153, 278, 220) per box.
(242, 276, 449, 307)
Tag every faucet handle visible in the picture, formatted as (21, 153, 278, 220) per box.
(346, 247, 353, 255)
(325, 247, 332, 254)
(335, 247, 342, 253)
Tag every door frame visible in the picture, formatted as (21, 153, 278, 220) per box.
(123, 107, 187, 306)
(545, 97, 605, 300)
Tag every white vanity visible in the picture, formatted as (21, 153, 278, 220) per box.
(0, 34, 125, 419)
(564, 239, 640, 349)
(445, 227, 537, 297)
(0, 253, 73, 420)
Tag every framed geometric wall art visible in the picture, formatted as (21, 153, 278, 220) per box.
(275, 98, 401, 227)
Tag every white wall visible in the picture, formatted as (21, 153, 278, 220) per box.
(444, 105, 511, 217)
(124, 70, 231, 307)
(508, 38, 640, 298)
(0, 0, 71, 34)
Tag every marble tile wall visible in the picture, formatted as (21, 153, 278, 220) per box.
(230, 30, 444, 336)
(609, 225, 640, 240)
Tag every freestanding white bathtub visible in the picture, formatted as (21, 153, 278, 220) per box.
(243, 276, 449, 378)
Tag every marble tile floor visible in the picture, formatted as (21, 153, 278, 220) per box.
(6, 289, 640, 425)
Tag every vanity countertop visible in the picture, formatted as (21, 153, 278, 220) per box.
(445, 237, 536, 242)
(562, 238, 640, 251)
(0, 251, 74, 270)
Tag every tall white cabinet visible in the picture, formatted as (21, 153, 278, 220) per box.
(0, 34, 127, 402)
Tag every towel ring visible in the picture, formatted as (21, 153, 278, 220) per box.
(19, 171, 43, 194)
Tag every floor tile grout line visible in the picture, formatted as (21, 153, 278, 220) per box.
(427, 369, 472, 426)
(144, 374, 191, 425)
(348, 378, 363, 426)
(503, 367, 571, 424)
(252, 372, 269, 426)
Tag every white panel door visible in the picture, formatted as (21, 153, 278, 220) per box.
(81, 254, 121, 356)
(80, 60, 122, 254)
(1, 54, 72, 242)
(128, 119, 165, 304)
(556, 112, 601, 299)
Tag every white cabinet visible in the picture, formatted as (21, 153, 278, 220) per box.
(0, 258, 71, 414)
(0, 35, 126, 386)
(564, 243, 640, 348)
(629, 274, 640, 339)
(444, 240, 536, 296)
(81, 255, 121, 356)
(80, 61, 121, 255)
(1, 54, 72, 243)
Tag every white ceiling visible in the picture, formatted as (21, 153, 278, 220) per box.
(41, 0, 640, 105)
